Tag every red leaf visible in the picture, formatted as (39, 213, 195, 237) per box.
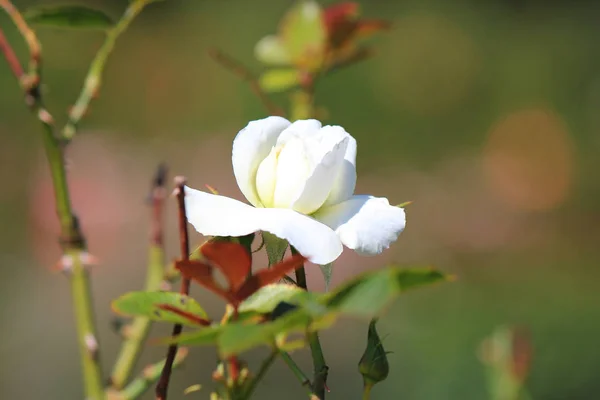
(175, 259, 234, 302)
(235, 254, 307, 303)
(156, 304, 211, 326)
(201, 241, 252, 291)
(354, 19, 391, 39)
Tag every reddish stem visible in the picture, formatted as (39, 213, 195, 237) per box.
(155, 177, 191, 400)
(0, 27, 24, 79)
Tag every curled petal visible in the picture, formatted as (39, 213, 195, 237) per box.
(184, 186, 343, 265)
(232, 116, 291, 207)
(314, 195, 406, 255)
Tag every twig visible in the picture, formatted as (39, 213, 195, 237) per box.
(62, 0, 153, 141)
(110, 164, 169, 389)
(108, 348, 189, 400)
(208, 47, 285, 117)
(280, 351, 313, 394)
(291, 248, 329, 399)
(0, 27, 24, 79)
(1, 2, 104, 399)
(241, 351, 278, 399)
(155, 177, 191, 400)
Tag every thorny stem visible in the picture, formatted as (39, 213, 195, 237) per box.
(291, 248, 329, 399)
(155, 177, 191, 400)
(1, 2, 104, 399)
(0, 28, 24, 79)
(62, 0, 154, 141)
(110, 165, 169, 389)
(208, 47, 285, 117)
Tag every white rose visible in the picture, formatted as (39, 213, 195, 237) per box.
(184, 117, 406, 265)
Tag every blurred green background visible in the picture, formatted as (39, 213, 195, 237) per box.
(2, 0, 600, 399)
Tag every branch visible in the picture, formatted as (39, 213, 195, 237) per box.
(62, 0, 153, 141)
(280, 351, 313, 395)
(155, 177, 192, 400)
(109, 164, 169, 389)
(108, 348, 189, 400)
(208, 47, 285, 117)
(1, 2, 104, 398)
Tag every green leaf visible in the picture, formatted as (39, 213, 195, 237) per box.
(24, 6, 113, 29)
(255, 35, 292, 66)
(259, 69, 302, 93)
(165, 266, 450, 355)
(112, 291, 208, 326)
(238, 283, 307, 314)
(262, 232, 289, 266)
(319, 263, 333, 292)
(280, 0, 326, 69)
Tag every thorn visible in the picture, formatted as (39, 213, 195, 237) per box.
(84, 333, 99, 359)
(37, 108, 54, 125)
(174, 175, 187, 186)
(52, 254, 74, 273)
(80, 252, 99, 266)
(205, 184, 219, 195)
(171, 187, 181, 197)
(159, 280, 172, 291)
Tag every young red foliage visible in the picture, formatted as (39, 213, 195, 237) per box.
(235, 253, 307, 303)
(200, 240, 251, 291)
(175, 259, 235, 303)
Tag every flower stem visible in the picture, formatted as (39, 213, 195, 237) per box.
(156, 177, 192, 400)
(110, 165, 168, 389)
(1, 2, 104, 398)
(291, 248, 329, 399)
(362, 382, 373, 400)
(62, 0, 153, 141)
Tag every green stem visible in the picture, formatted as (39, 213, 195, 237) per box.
(362, 382, 373, 400)
(241, 351, 278, 399)
(280, 351, 313, 394)
(112, 348, 188, 400)
(62, 0, 152, 140)
(110, 248, 164, 385)
(1, 2, 104, 398)
(291, 248, 328, 399)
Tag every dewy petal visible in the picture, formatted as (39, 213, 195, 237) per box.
(313, 195, 406, 255)
(292, 136, 349, 214)
(232, 116, 291, 207)
(184, 186, 343, 264)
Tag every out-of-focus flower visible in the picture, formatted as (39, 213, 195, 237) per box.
(184, 116, 406, 265)
(255, 1, 390, 92)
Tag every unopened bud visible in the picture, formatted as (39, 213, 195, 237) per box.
(358, 319, 389, 386)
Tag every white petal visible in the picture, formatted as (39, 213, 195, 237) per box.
(275, 119, 322, 146)
(313, 195, 406, 255)
(319, 125, 357, 206)
(292, 137, 349, 214)
(184, 186, 343, 264)
(273, 137, 312, 209)
(232, 116, 291, 207)
(255, 146, 279, 207)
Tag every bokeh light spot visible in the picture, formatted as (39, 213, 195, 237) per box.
(483, 108, 575, 212)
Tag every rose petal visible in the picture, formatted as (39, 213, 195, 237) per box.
(314, 195, 406, 255)
(184, 186, 343, 264)
(232, 116, 291, 207)
(319, 125, 357, 206)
